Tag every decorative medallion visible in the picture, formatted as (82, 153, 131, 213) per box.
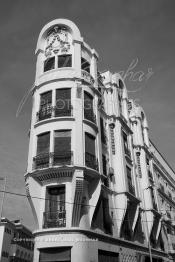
(45, 25, 70, 57)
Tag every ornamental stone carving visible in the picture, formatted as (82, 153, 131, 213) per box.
(45, 26, 70, 57)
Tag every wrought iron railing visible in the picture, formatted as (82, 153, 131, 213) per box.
(85, 152, 98, 171)
(51, 151, 73, 166)
(43, 209, 66, 228)
(128, 182, 135, 196)
(33, 153, 50, 169)
(36, 105, 73, 122)
(54, 104, 73, 117)
(81, 69, 95, 85)
(33, 151, 73, 170)
(84, 110, 96, 124)
(36, 106, 53, 121)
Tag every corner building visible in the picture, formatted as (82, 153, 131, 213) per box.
(25, 19, 175, 262)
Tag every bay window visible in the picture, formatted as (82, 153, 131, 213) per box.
(85, 132, 98, 170)
(34, 132, 50, 169)
(84, 92, 96, 123)
(38, 91, 52, 121)
(55, 88, 71, 117)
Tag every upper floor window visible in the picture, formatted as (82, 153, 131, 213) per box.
(122, 131, 130, 157)
(44, 55, 72, 72)
(58, 55, 72, 68)
(55, 88, 71, 117)
(53, 130, 72, 165)
(81, 58, 90, 73)
(85, 132, 98, 170)
(126, 166, 135, 195)
(38, 91, 52, 121)
(44, 57, 55, 72)
(100, 117, 107, 145)
(34, 132, 50, 169)
(84, 92, 96, 123)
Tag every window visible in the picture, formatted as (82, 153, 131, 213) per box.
(81, 57, 90, 73)
(55, 88, 71, 117)
(100, 118, 107, 144)
(38, 91, 52, 121)
(44, 57, 55, 72)
(53, 130, 71, 165)
(126, 166, 135, 195)
(122, 131, 130, 157)
(44, 186, 66, 228)
(58, 55, 72, 68)
(84, 92, 95, 123)
(102, 154, 107, 176)
(34, 132, 50, 169)
(85, 133, 97, 170)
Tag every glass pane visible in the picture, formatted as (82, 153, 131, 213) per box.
(44, 57, 55, 72)
(58, 55, 72, 68)
(85, 133, 95, 155)
(81, 57, 90, 73)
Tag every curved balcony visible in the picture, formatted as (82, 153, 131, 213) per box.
(36, 105, 73, 123)
(33, 151, 73, 170)
(81, 69, 95, 86)
(43, 209, 66, 228)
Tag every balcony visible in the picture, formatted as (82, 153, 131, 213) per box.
(33, 153, 50, 169)
(84, 110, 96, 124)
(36, 105, 73, 122)
(36, 107, 52, 122)
(81, 70, 95, 86)
(51, 151, 73, 166)
(128, 182, 135, 196)
(33, 151, 73, 170)
(43, 210, 66, 228)
(85, 152, 98, 171)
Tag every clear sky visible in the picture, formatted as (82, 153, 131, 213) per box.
(0, 0, 175, 230)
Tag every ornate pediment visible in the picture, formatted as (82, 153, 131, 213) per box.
(45, 25, 71, 57)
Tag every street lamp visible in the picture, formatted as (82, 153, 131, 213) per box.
(0, 177, 7, 219)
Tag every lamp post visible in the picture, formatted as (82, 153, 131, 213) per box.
(143, 186, 153, 262)
(0, 177, 7, 219)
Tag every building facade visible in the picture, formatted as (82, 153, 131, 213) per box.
(0, 218, 34, 262)
(25, 19, 175, 262)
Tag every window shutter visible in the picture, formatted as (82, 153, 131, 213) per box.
(85, 133, 95, 155)
(37, 132, 50, 155)
(54, 130, 71, 153)
(55, 88, 71, 116)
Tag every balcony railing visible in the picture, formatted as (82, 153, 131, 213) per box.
(33, 153, 50, 169)
(36, 107, 52, 121)
(51, 151, 73, 166)
(43, 210, 66, 228)
(36, 105, 73, 122)
(84, 110, 96, 124)
(81, 69, 95, 85)
(128, 182, 135, 196)
(85, 152, 98, 171)
(124, 147, 131, 158)
(33, 151, 73, 170)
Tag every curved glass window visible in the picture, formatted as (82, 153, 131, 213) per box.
(44, 57, 55, 72)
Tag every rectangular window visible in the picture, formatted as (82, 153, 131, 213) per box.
(58, 55, 72, 68)
(102, 154, 107, 176)
(81, 57, 90, 73)
(55, 88, 71, 117)
(44, 186, 66, 228)
(122, 131, 130, 157)
(34, 132, 50, 169)
(100, 118, 106, 144)
(38, 91, 52, 121)
(126, 166, 135, 195)
(44, 57, 55, 72)
(85, 133, 98, 170)
(84, 92, 95, 123)
(53, 130, 71, 165)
